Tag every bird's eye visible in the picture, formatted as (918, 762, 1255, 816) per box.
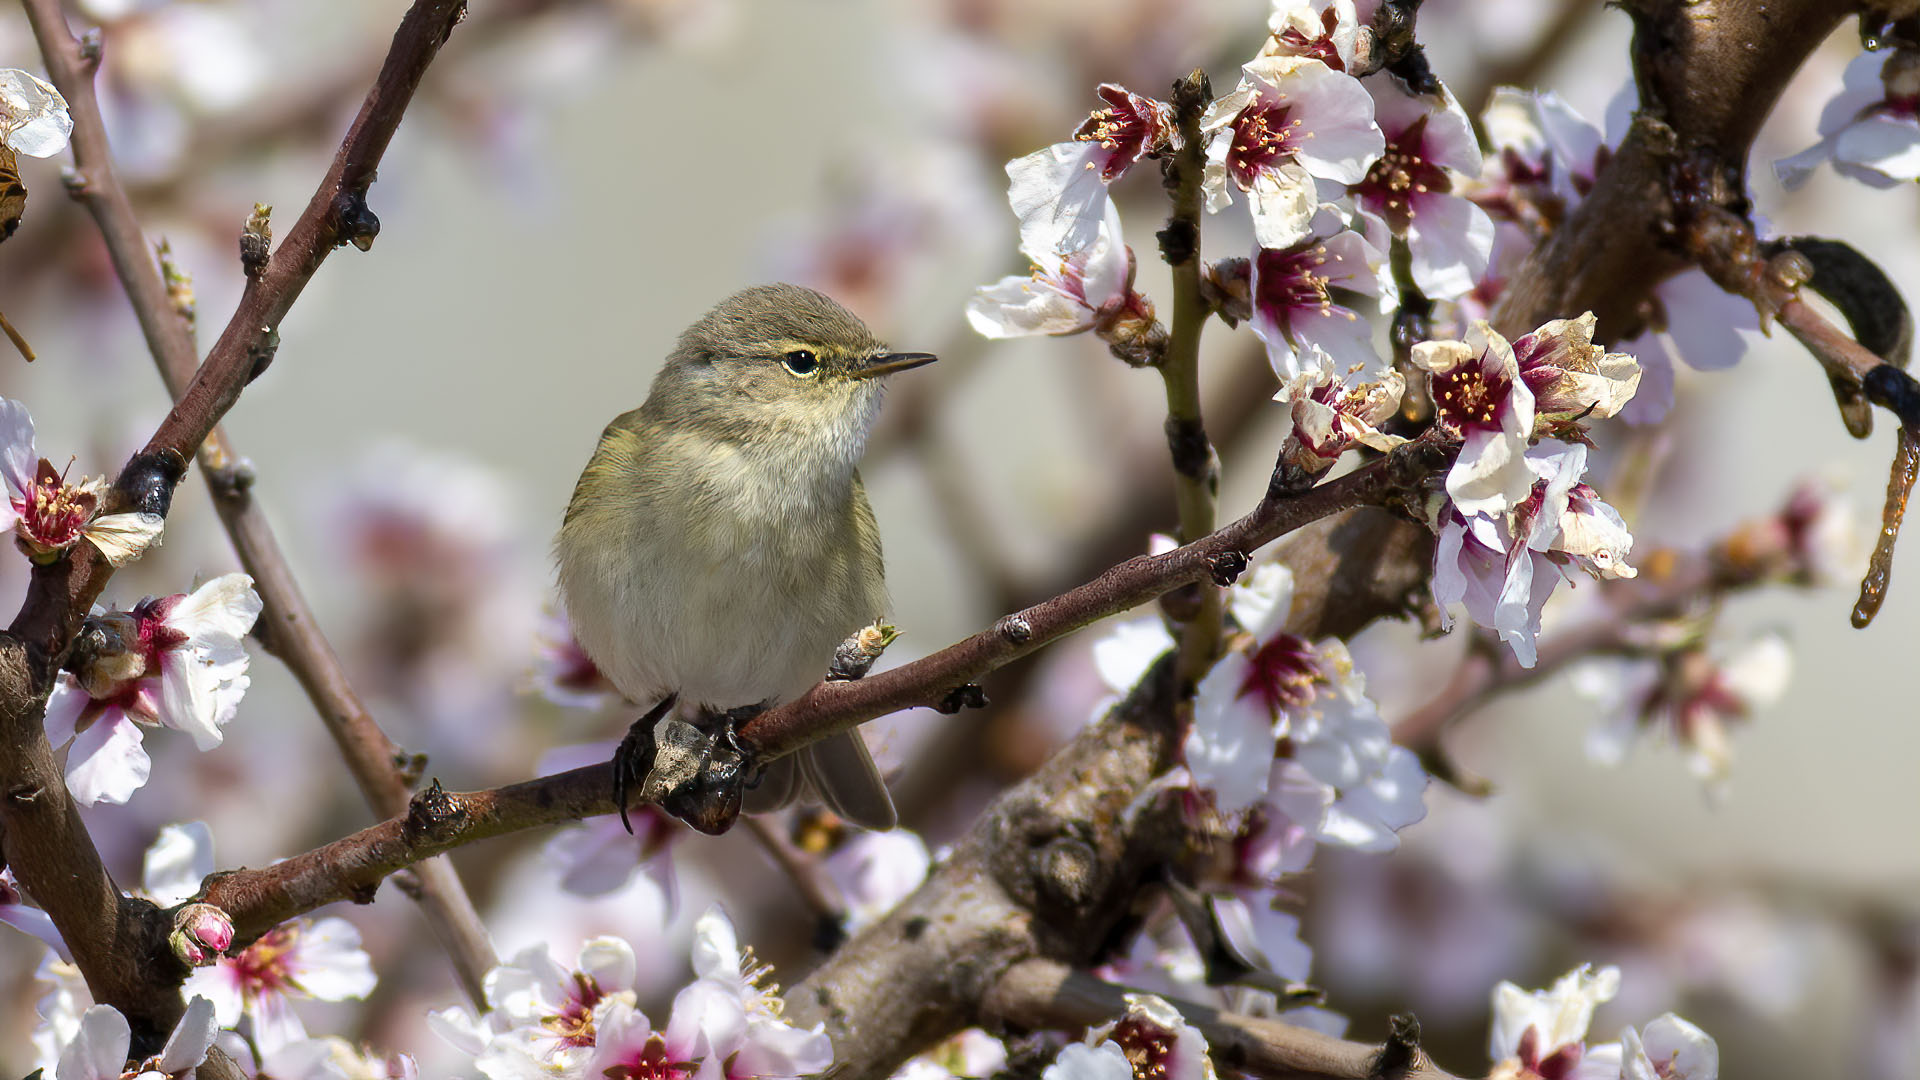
(782, 350, 819, 376)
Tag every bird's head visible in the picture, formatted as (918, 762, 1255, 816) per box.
(647, 284, 936, 451)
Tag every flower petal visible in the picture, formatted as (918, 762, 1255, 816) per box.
(64, 712, 150, 806)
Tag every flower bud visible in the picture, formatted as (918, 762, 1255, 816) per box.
(169, 903, 233, 966)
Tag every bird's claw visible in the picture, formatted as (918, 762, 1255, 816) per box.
(613, 695, 677, 834)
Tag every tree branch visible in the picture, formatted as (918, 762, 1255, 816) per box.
(199, 437, 1455, 940)
(982, 959, 1467, 1080)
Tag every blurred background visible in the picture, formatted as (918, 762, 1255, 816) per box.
(1, 0, 1917, 1076)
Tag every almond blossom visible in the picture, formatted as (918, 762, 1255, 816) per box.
(1274, 352, 1407, 476)
(1618, 1014, 1718, 1080)
(1775, 48, 1920, 190)
(0, 867, 68, 959)
(0, 398, 164, 568)
(1090, 994, 1216, 1080)
(1487, 964, 1622, 1080)
(1348, 77, 1492, 300)
(1201, 55, 1383, 250)
(1413, 324, 1536, 516)
(45, 573, 262, 806)
(1261, 0, 1363, 71)
(822, 828, 931, 931)
(1432, 441, 1637, 667)
(1512, 312, 1641, 429)
(1, 68, 73, 160)
(183, 916, 377, 1055)
(967, 198, 1153, 344)
(54, 999, 217, 1080)
(1007, 84, 1175, 254)
(1249, 226, 1392, 379)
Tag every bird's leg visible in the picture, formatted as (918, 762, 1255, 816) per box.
(613, 693, 678, 834)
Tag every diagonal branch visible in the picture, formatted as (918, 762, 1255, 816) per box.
(201, 437, 1456, 941)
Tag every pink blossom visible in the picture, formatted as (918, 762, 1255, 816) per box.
(1776, 48, 1920, 189)
(1349, 77, 1492, 300)
(1249, 227, 1392, 379)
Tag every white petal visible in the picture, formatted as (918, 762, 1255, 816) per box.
(1042, 1041, 1133, 1080)
(1247, 165, 1320, 250)
(156, 996, 218, 1074)
(0, 396, 39, 500)
(1091, 619, 1174, 694)
(43, 677, 89, 749)
(287, 918, 377, 1001)
(246, 990, 309, 1057)
(166, 573, 263, 642)
(689, 906, 742, 982)
(0, 901, 70, 960)
(156, 651, 224, 751)
(56, 1005, 130, 1080)
(966, 275, 1096, 338)
(0, 69, 75, 158)
(577, 937, 636, 995)
(1186, 656, 1277, 814)
(1717, 634, 1791, 707)
(65, 713, 150, 806)
(84, 513, 164, 568)
(1657, 270, 1755, 372)
(1833, 113, 1920, 181)
(143, 821, 215, 904)
(1405, 193, 1493, 301)
(182, 966, 247, 1029)
(1447, 428, 1534, 518)
(1007, 142, 1109, 257)
(1631, 1014, 1719, 1080)
(1771, 139, 1833, 191)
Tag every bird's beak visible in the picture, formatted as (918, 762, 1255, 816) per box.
(852, 352, 938, 379)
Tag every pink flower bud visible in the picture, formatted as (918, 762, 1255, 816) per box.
(169, 903, 233, 966)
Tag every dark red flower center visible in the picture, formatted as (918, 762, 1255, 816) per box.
(1238, 632, 1321, 714)
(18, 459, 96, 552)
(1227, 102, 1303, 188)
(1111, 1016, 1176, 1080)
(1074, 85, 1165, 181)
(1430, 353, 1512, 431)
(1352, 116, 1451, 232)
(1253, 245, 1345, 337)
(604, 1033, 692, 1080)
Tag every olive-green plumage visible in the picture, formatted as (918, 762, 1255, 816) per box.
(557, 284, 934, 829)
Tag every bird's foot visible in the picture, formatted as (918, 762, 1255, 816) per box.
(643, 706, 765, 836)
(613, 694, 678, 834)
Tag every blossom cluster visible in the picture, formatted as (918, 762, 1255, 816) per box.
(430, 907, 832, 1080)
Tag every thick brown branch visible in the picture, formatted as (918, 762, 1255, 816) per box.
(982, 959, 1467, 1080)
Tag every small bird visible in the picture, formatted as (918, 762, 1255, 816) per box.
(556, 284, 935, 832)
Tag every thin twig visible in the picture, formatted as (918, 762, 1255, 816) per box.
(1159, 69, 1226, 688)
(982, 959, 1468, 1080)
(740, 815, 847, 925)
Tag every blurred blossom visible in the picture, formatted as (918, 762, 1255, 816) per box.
(1573, 633, 1791, 786)
(222, 1034, 418, 1080)
(1212, 894, 1314, 987)
(1348, 77, 1491, 300)
(767, 142, 999, 332)
(34, 953, 89, 1073)
(46, 574, 262, 806)
(53, 998, 217, 1080)
(1487, 964, 1621, 1080)
(890, 1029, 1008, 1080)
(536, 742, 683, 903)
(114, 5, 266, 113)
(1616, 1014, 1718, 1080)
(324, 443, 538, 764)
(184, 917, 377, 1056)
(0, 68, 74, 158)
(531, 605, 622, 712)
(1201, 55, 1383, 251)
(1249, 225, 1393, 380)
(1467, 89, 1755, 421)
(0, 868, 67, 959)
(822, 829, 931, 931)
(1776, 48, 1920, 189)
